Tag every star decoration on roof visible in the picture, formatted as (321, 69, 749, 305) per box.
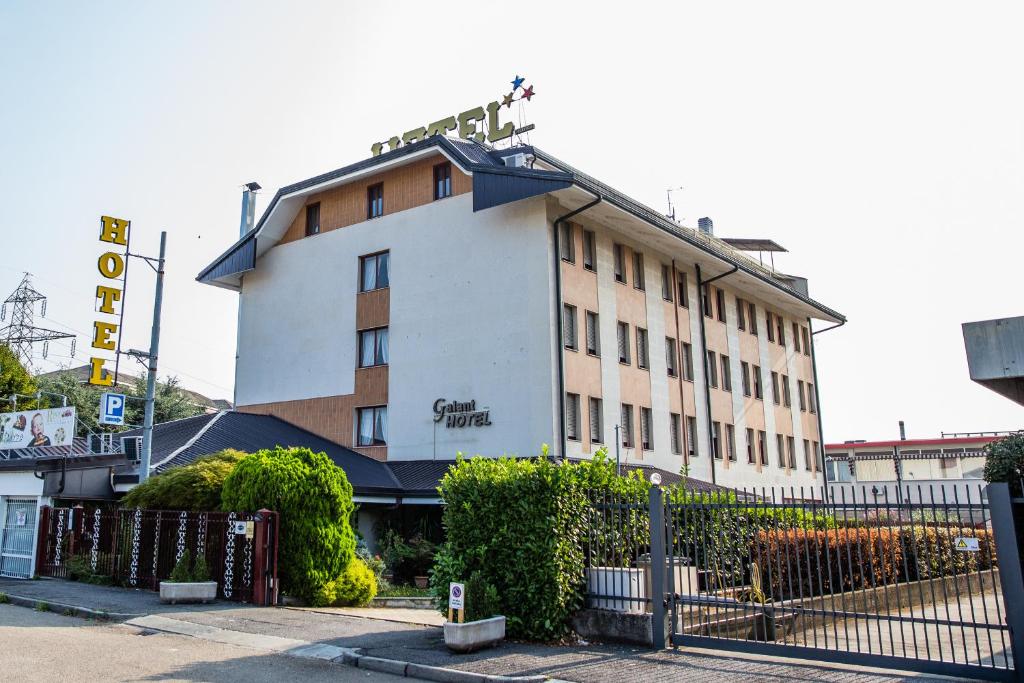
(502, 91, 515, 108)
(520, 85, 535, 101)
(511, 75, 525, 90)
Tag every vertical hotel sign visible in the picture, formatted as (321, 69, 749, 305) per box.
(89, 216, 130, 386)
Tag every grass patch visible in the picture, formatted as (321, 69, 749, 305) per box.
(0, 592, 9, 604)
(377, 585, 432, 598)
(35, 601, 49, 612)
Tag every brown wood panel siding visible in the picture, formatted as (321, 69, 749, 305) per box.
(280, 154, 471, 245)
(356, 288, 390, 330)
(355, 366, 388, 405)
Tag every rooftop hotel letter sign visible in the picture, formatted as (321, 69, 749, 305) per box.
(89, 216, 130, 386)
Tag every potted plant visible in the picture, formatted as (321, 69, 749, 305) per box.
(160, 550, 217, 604)
(444, 572, 505, 653)
(737, 563, 780, 641)
(410, 535, 436, 589)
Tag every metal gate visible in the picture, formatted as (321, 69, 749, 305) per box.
(663, 484, 1022, 682)
(0, 499, 37, 579)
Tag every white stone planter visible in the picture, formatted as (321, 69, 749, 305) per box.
(586, 567, 646, 613)
(443, 615, 506, 653)
(159, 581, 218, 604)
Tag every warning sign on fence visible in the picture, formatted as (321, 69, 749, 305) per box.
(954, 537, 980, 552)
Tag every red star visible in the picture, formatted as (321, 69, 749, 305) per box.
(520, 85, 535, 101)
(502, 92, 515, 108)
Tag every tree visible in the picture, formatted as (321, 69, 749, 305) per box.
(983, 432, 1024, 496)
(221, 446, 356, 603)
(124, 375, 204, 427)
(122, 449, 248, 510)
(0, 343, 36, 408)
(35, 371, 104, 436)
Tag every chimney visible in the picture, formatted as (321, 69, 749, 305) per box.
(899, 420, 906, 441)
(698, 217, 713, 235)
(240, 182, 261, 237)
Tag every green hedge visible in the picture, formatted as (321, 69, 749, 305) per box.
(221, 446, 356, 603)
(122, 449, 248, 511)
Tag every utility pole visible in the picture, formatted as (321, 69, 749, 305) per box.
(138, 232, 167, 484)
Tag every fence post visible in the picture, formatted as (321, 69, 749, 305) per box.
(252, 509, 272, 606)
(34, 506, 51, 577)
(649, 485, 666, 650)
(987, 482, 1024, 681)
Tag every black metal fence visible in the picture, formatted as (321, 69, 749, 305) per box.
(583, 483, 1024, 682)
(36, 506, 279, 604)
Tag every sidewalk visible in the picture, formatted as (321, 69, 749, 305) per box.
(0, 578, 978, 682)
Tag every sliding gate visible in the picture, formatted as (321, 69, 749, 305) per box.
(663, 484, 1024, 681)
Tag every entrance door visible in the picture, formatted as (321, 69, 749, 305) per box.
(0, 498, 38, 579)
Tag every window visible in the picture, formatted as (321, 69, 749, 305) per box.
(793, 322, 801, 353)
(776, 434, 786, 467)
(721, 355, 732, 392)
(746, 428, 756, 464)
(749, 302, 758, 336)
(433, 162, 452, 200)
(827, 458, 853, 483)
(583, 230, 596, 271)
(678, 274, 689, 308)
(771, 371, 780, 405)
(808, 383, 817, 414)
(563, 304, 578, 350)
(802, 327, 811, 356)
(559, 222, 575, 263)
(753, 364, 763, 399)
(589, 397, 603, 443)
(613, 244, 626, 283)
(670, 413, 682, 454)
(661, 265, 674, 301)
(640, 407, 653, 450)
(706, 351, 718, 389)
(359, 251, 390, 292)
(741, 361, 751, 396)
(737, 297, 746, 331)
(787, 436, 797, 469)
(686, 417, 698, 458)
(766, 312, 775, 342)
(566, 393, 581, 441)
(620, 404, 634, 447)
(712, 421, 723, 459)
(702, 285, 713, 318)
(776, 315, 785, 346)
(358, 327, 389, 368)
(726, 424, 736, 461)
(758, 430, 768, 466)
(305, 202, 320, 236)
(798, 380, 807, 412)
(617, 322, 630, 364)
(357, 406, 387, 446)
(585, 311, 600, 356)
(681, 342, 694, 381)
(633, 251, 645, 290)
(716, 288, 726, 323)
(803, 439, 812, 471)
(782, 374, 791, 407)
(367, 183, 384, 219)
(813, 441, 820, 471)
(636, 328, 649, 369)
(666, 338, 678, 377)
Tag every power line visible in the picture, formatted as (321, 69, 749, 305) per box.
(0, 273, 76, 370)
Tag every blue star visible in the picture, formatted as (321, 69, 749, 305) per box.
(511, 75, 525, 91)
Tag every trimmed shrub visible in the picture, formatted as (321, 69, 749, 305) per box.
(984, 433, 1024, 495)
(123, 449, 248, 511)
(752, 527, 903, 601)
(220, 446, 356, 603)
(464, 571, 500, 622)
(902, 526, 997, 580)
(312, 557, 377, 607)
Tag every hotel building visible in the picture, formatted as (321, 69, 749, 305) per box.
(198, 136, 845, 489)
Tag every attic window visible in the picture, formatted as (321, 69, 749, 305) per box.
(305, 203, 320, 236)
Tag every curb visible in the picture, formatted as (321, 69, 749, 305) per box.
(346, 653, 548, 683)
(0, 592, 136, 622)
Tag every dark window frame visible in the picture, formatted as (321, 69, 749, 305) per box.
(559, 222, 575, 263)
(357, 326, 390, 368)
(305, 202, 321, 237)
(633, 250, 645, 290)
(583, 230, 596, 272)
(356, 405, 388, 447)
(433, 161, 452, 200)
(613, 244, 626, 283)
(367, 183, 384, 219)
(359, 251, 391, 292)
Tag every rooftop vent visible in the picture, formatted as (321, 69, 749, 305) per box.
(239, 182, 261, 238)
(698, 217, 713, 235)
(502, 153, 530, 168)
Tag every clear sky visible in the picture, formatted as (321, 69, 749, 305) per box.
(1, 1, 1021, 442)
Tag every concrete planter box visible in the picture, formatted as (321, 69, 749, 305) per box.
(159, 581, 218, 604)
(586, 567, 646, 613)
(443, 615, 506, 653)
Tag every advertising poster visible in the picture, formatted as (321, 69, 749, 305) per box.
(0, 406, 77, 451)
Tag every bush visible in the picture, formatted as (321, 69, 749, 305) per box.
(220, 446, 356, 603)
(752, 527, 903, 601)
(169, 549, 212, 583)
(65, 553, 114, 586)
(312, 557, 377, 607)
(464, 571, 500, 622)
(984, 433, 1024, 495)
(123, 449, 248, 511)
(901, 526, 997, 580)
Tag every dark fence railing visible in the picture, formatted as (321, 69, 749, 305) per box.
(582, 483, 1024, 682)
(35, 505, 279, 605)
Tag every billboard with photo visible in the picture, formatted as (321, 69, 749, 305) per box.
(0, 406, 77, 451)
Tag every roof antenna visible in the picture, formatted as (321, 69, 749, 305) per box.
(666, 186, 684, 222)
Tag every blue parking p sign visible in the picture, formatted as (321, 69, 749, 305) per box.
(100, 392, 126, 426)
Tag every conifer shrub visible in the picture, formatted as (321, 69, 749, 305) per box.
(123, 449, 248, 511)
(220, 446, 355, 603)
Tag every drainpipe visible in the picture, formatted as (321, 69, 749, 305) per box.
(553, 196, 602, 462)
(694, 263, 738, 485)
(671, 260, 689, 471)
(809, 317, 845, 502)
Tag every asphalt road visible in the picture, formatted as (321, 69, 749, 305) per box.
(0, 604, 404, 683)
